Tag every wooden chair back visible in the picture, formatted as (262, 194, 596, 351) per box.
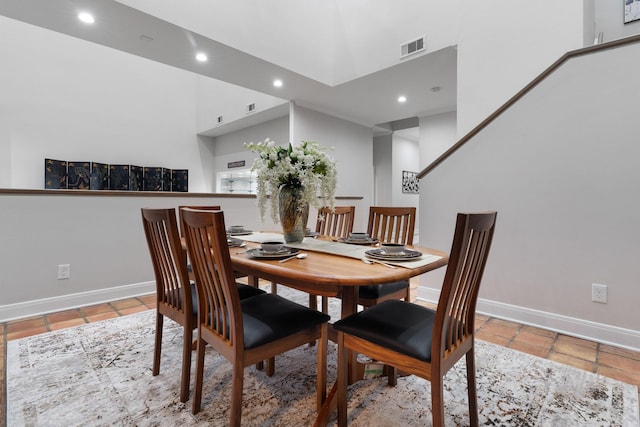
(315, 206, 355, 238)
(181, 208, 242, 356)
(435, 211, 497, 367)
(178, 205, 221, 238)
(367, 206, 416, 245)
(141, 207, 193, 321)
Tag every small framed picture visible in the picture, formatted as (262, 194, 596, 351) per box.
(402, 170, 419, 194)
(624, 0, 640, 24)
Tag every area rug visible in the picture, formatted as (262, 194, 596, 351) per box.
(6, 288, 639, 426)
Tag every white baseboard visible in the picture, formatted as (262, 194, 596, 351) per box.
(417, 287, 640, 352)
(0, 281, 155, 323)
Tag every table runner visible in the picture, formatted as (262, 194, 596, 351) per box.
(234, 233, 443, 269)
(287, 237, 443, 269)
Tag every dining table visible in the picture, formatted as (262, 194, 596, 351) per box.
(228, 232, 449, 426)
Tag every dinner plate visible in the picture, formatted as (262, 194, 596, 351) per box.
(365, 248, 422, 261)
(227, 229, 252, 236)
(337, 237, 379, 245)
(246, 247, 299, 260)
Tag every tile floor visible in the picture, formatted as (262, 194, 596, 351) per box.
(1, 291, 639, 425)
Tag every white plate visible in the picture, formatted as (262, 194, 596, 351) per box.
(365, 248, 422, 261)
(246, 247, 299, 260)
(337, 237, 379, 245)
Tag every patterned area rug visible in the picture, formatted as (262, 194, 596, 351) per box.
(7, 288, 639, 426)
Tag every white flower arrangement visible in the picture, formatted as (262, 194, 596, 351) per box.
(245, 138, 337, 223)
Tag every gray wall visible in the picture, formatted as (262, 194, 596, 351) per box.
(418, 42, 640, 350)
(291, 104, 374, 231)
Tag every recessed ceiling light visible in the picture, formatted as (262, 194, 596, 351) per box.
(195, 52, 208, 62)
(398, 95, 407, 103)
(78, 12, 95, 24)
(273, 79, 283, 88)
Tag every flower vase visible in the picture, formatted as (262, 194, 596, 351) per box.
(279, 185, 309, 243)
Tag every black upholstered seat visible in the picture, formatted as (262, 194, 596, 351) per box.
(237, 283, 266, 300)
(241, 293, 329, 349)
(334, 299, 435, 361)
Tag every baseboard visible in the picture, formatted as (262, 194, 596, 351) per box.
(0, 281, 155, 322)
(417, 287, 640, 352)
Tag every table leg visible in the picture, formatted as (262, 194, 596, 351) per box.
(339, 287, 359, 385)
(314, 287, 357, 427)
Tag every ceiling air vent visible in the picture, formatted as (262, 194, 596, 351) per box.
(217, 115, 224, 125)
(246, 103, 256, 114)
(401, 36, 425, 59)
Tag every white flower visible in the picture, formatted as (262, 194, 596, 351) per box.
(245, 138, 337, 223)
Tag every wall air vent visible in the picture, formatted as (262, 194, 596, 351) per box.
(401, 36, 425, 59)
(246, 103, 256, 114)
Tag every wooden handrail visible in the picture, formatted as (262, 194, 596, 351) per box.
(417, 34, 640, 180)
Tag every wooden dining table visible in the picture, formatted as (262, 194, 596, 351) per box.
(229, 235, 449, 426)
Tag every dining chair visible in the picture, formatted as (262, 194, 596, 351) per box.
(311, 206, 356, 312)
(315, 205, 355, 238)
(181, 208, 330, 425)
(140, 207, 198, 404)
(177, 205, 220, 239)
(141, 207, 264, 404)
(334, 211, 497, 426)
(357, 206, 416, 308)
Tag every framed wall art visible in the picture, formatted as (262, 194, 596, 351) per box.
(625, 0, 640, 24)
(402, 170, 419, 194)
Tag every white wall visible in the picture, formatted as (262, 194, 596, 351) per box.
(0, 193, 252, 318)
(0, 192, 357, 321)
(211, 115, 289, 190)
(373, 135, 392, 207)
(456, 1, 586, 136)
(290, 104, 374, 231)
(0, 16, 208, 190)
(195, 75, 288, 134)
(596, 0, 640, 42)
(418, 42, 640, 350)
(419, 111, 457, 166)
(0, 111, 10, 185)
(120, 0, 335, 84)
(391, 134, 420, 230)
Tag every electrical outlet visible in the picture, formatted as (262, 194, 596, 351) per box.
(58, 264, 70, 280)
(592, 283, 607, 303)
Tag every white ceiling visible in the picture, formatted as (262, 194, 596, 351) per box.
(0, 0, 457, 133)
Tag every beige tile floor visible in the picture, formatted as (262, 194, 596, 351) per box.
(1, 291, 639, 425)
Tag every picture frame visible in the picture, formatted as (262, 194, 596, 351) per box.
(402, 170, 419, 194)
(624, 0, 640, 24)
